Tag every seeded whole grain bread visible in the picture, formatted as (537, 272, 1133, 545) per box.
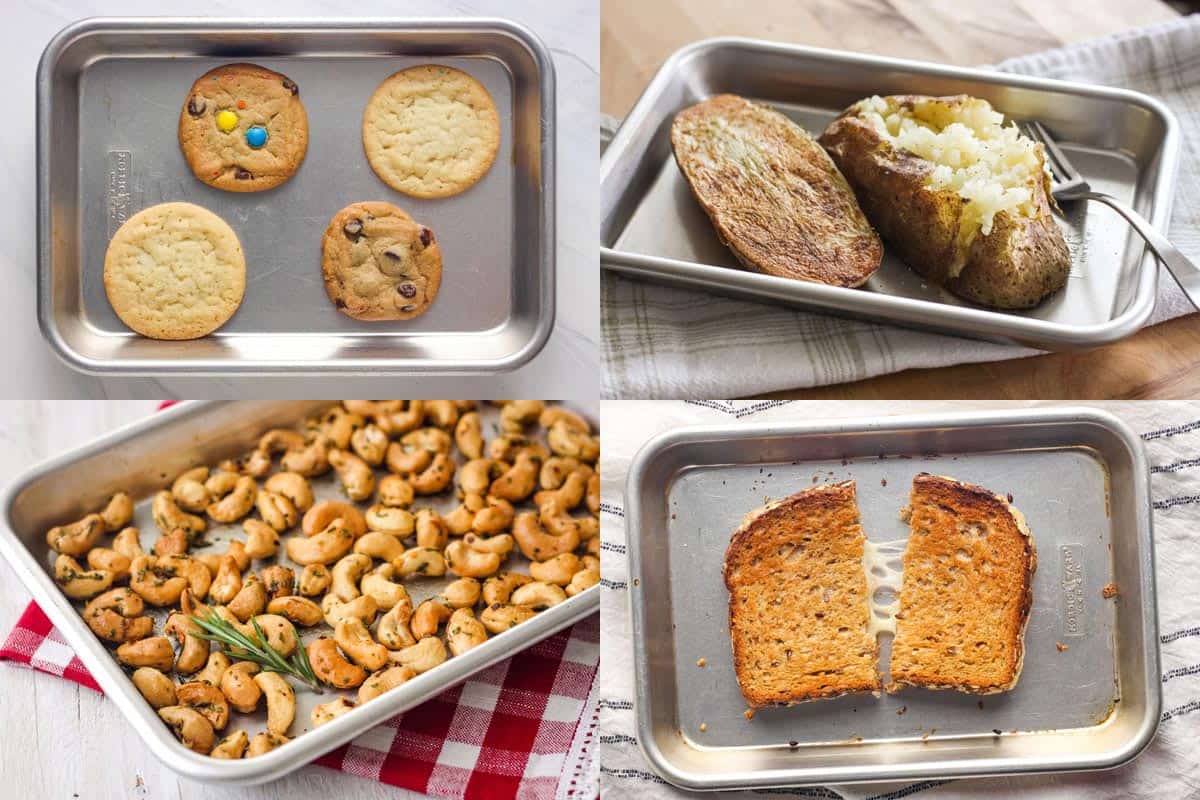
(722, 481, 881, 706)
(670, 94, 883, 287)
(889, 473, 1037, 694)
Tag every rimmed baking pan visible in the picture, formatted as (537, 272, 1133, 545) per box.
(0, 401, 598, 785)
(624, 407, 1158, 789)
(37, 18, 555, 375)
(600, 38, 1180, 350)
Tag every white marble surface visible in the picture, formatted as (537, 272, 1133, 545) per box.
(0, 0, 597, 400)
(0, 402, 439, 798)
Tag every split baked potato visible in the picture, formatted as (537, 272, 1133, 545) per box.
(819, 95, 1070, 309)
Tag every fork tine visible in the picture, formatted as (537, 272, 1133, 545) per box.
(1029, 120, 1079, 183)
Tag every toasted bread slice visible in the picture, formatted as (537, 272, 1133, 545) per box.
(723, 481, 880, 706)
(889, 473, 1036, 694)
(670, 94, 883, 287)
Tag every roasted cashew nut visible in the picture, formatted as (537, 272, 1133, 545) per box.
(280, 435, 331, 477)
(567, 566, 600, 596)
(159, 706, 215, 754)
(286, 519, 355, 565)
(312, 697, 357, 727)
(129, 556, 186, 606)
(444, 495, 481, 536)
(100, 492, 134, 532)
(376, 597, 417, 649)
(254, 671, 296, 736)
(548, 419, 599, 462)
(224, 539, 250, 571)
(256, 489, 298, 532)
(480, 603, 537, 634)
(331, 553, 372, 602)
(490, 451, 541, 502)
(308, 636, 367, 689)
(473, 496, 515, 534)
(447, 608, 489, 656)
(499, 400, 545, 433)
(242, 519, 281, 560)
(227, 573, 268, 622)
(153, 529, 189, 557)
(389, 637, 447, 674)
(511, 581, 568, 610)
(87, 547, 131, 582)
(219, 449, 271, 478)
(334, 617, 389, 671)
(424, 400, 460, 430)
(539, 457, 583, 490)
(177, 681, 230, 730)
(172, 467, 211, 512)
(322, 594, 378, 629)
(358, 665, 417, 703)
(302, 500, 367, 538)
(533, 468, 590, 510)
(513, 511, 580, 561)
(220, 661, 261, 713)
(234, 614, 297, 657)
(377, 475, 415, 508)
(55, 554, 114, 599)
(152, 491, 206, 538)
(373, 400, 425, 435)
(165, 611, 210, 674)
(415, 509, 449, 549)
(587, 472, 600, 516)
(360, 565, 409, 610)
(529, 553, 583, 587)
(540, 406, 591, 434)
(266, 595, 323, 627)
(440, 577, 482, 609)
(112, 526, 145, 560)
(454, 412, 484, 460)
(206, 475, 257, 523)
(316, 406, 363, 450)
(411, 599, 453, 639)
(298, 564, 331, 597)
(46, 513, 105, 556)
(212, 729, 249, 759)
(407, 453, 455, 495)
(482, 573, 534, 605)
(487, 434, 549, 463)
(365, 504, 415, 537)
(329, 449, 375, 502)
(445, 540, 502, 579)
(259, 565, 295, 600)
(354, 531, 406, 563)
(459, 458, 503, 496)
(208, 555, 243, 605)
(350, 423, 389, 466)
(464, 532, 515, 558)
(132, 667, 177, 708)
(393, 547, 447, 579)
(117, 636, 175, 671)
(386, 427, 451, 473)
(84, 587, 152, 642)
(194, 651, 231, 686)
(263, 471, 314, 513)
(247, 732, 289, 757)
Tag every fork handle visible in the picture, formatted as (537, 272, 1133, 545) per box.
(1074, 191, 1200, 312)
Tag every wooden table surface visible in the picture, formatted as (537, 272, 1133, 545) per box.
(601, 0, 1192, 400)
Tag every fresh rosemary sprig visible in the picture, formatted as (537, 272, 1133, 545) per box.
(188, 611, 323, 693)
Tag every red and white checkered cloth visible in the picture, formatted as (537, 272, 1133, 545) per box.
(1, 602, 600, 799)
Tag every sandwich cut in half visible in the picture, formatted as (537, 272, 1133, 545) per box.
(722, 481, 881, 706)
(889, 473, 1037, 694)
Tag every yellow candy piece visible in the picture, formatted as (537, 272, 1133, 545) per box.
(216, 110, 238, 133)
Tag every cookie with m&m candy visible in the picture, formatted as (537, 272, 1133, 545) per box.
(178, 63, 308, 192)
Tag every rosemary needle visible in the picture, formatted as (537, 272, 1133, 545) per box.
(189, 611, 323, 693)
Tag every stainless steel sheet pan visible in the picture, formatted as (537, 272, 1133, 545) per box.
(0, 401, 598, 785)
(38, 18, 555, 374)
(624, 407, 1158, 789)
(600, 38, 1180, 350)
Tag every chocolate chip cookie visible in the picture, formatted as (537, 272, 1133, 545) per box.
(178, 63, 309, 192)
(321, 201, 442, 321)
(104, 202, 246, 339)
(362, 64, 500, 198)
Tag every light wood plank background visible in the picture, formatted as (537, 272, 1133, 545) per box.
(601, 0, 1192, 400)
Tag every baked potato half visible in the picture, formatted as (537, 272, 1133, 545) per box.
(819, 95, 1069, 309)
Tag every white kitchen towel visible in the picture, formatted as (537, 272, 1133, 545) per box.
(600, 16, 1200, 399)
(598, 400, 1200, 799)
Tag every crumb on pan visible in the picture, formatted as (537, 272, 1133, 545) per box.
(1102, 583, 1119, 599)
(1056, 642, 1069, 652)
(744, 708, 756, 721)
(696, 658, 706, 667)
(699, 722, 707, 733)
(896, 706, 907, 715)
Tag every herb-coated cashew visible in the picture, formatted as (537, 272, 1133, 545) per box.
(177, 681, 230, 730)
(87, 547, 131, 582)
(354, 531, 405, 563)
(444, 495, 480, 535)
(208, 555, 243, 604)
(242, 519, 280, 560)
(424, 400, 460, 430)
(567, 566, 599, 596)
(540, 407, 591, 434)
(358, 665, 417, 703)
(235, 614, 298, 657)
(308, 637, 367, 688)
(153, 529, 189, 557)
(212, 729, 249, 759)
(117, 636, 175, 671)
(482, 573, 533, 605)
(454, 412, 484, 459)
(349, 423, 389, 466)
(376, 598, 417, 649)
(227, 573, 267, 622)
(194, 651, 231, 686)
(373, 401, 425, 435)
(256, 489, 298, 532)
(459, 458, 503, 496)
(587, 472, 600, 515)
(511, 581, 568, 610)
(172, 467, 211, 512)
(259, 565, 295, 600)
(537, 498, 593, 540)
(266, 595, 323, 627)
(548, 419, 599, 462)
(539, 457, 583, 490)
(334, 618, 389, 670)
(263, 471, 314, 513)
(331, 553, 373, 601)
(159, 706, 215, 754)
(444, 540, 502, 579)
(258, 428, 307, 458)
(490, 451, 541, 502)
(464, 533, 515, 559)
(169, 555, 213, 600)
(411, 599, 452, 639)
(55, 554, 114, 599)
(219, 449, 271, 478)
(254, 671, 296, 736)
(512, 511, 580, 561)
(389, 637, 447, 674)
(487, 434, 549, 463)
(132, 667, 177, 708)
(414, 509, 448, 549)
(447, 608, 489, 656)
(480, 603, 537, 634)
(364, 505, 414, 537)
(500, 400, 545, 433)
(247, 731, 289, 757)
(377, 475, 415, 508)
(302, 500, 367, 538)
(534, 468, 590, 510)
(586, 536, 600, 556)
(112, 526, 145, 560)
(361, 565, 409, 610)
(582, 554, 599, 571)
(152, 491, 206, 538)
(220, 661, 261, 713)
(46, 513, 104, 556)
(286, 519, 355, 565)
(393, 547, 447, 578)
(408, 453, 455, 495)
(280, 435, 331, 477)
(84, 587, 152, 642)
(440, 577, 482, 609)
(329, 449, 375, 501)
(312, 697, 356, 727)
(317, 406, 363, 450)
(529, 553, 582, 586)
(100, 492, 134, 532)
(165, 611, 210, 674)
(298, 564, 331, 597)
(387, 428, 451, 473)
(322, 594, 378, 629)
(224, 539, 250, 571)
(473, 496, 515, 535)
(206, 475, 257, 523)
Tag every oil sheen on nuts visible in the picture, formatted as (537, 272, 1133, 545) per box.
(343, 219, 363, 240)
(187, 97, 206, 117)
(282, 78, 299, 95)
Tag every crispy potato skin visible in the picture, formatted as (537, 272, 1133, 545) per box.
(671, 94, 882, 287)
(819, 95, 1070, 309)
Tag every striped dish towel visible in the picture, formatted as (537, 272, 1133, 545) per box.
(598, 400, 1200, 799)
(601, 16, 1200, 398)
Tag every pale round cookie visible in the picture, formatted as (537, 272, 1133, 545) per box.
(361, 64, 500, 199)
(103, 202, 246, 340)
(178, 62, 309, 192)
(321, 201, 442, 321)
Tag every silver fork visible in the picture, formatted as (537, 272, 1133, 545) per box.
(1018, 119, 1200, 311)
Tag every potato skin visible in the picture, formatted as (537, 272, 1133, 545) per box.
(819, 96, 1069, 309)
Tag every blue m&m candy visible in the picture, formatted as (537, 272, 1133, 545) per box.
(245, 125, 268, 148)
